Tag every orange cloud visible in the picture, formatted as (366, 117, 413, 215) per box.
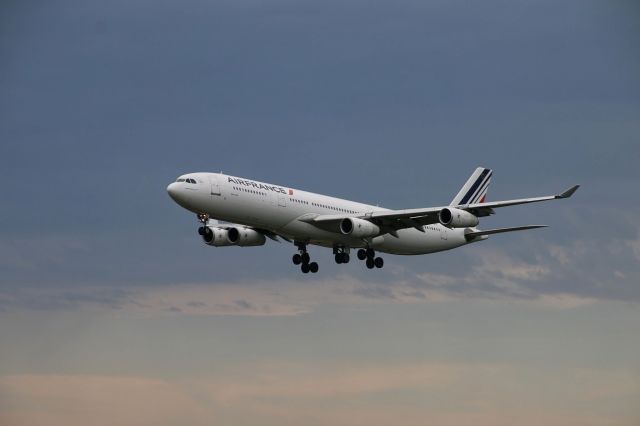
(1, 362, 638, 426)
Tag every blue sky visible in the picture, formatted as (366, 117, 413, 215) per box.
(1, 1, 639, 425)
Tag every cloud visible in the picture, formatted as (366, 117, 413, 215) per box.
(2, 216, 639, 316)
(0, 375, 212, 426)
(1, 362, 638, 426)
(0, 287, 130, 312)
(626, 229, 640, 262)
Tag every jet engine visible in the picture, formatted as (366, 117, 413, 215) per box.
(339, 217, 381, 238)
(438, 207, 479, 228)
(202, 227, 234, 247)
(226, 227, 266, 247)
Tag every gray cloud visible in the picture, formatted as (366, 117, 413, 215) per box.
(0, 287, 130, 313)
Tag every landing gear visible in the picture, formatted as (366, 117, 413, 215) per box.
(360, 247, 384, 269)
(291, 243, 382, 272)
(294, 242, 318, 274)
(333, 247, 350, 264)
(197, 213, 210, 237)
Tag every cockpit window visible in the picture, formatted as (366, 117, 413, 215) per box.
(187, 178, 195, 184)
(177, 178, 186, 182)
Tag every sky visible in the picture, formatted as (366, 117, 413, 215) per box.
(1, 0, 639, 425)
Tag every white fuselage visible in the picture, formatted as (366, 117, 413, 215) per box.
(167, 172, 473, 255)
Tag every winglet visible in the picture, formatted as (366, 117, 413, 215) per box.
(556, 185, 580, 199)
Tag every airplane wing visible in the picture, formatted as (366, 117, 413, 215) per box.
(307, 185, 579, 233)
(463, 185, 580, 217)
(368, 184, 579, 225)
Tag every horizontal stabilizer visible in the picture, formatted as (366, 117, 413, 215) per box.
(465, 225, 547, 240)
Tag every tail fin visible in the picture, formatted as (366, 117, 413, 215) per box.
(450, 167, 492, 206)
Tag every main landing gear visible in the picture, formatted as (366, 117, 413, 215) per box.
(333, 246, 350, 264)
(357, 248, 384, 269)
(292, 242, 318, 274)
(290, 243, 383, 273)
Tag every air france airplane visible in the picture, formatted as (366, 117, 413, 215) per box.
(167, 168, 579, 274)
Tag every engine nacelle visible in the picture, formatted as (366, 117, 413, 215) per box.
(226, 227, 266, 247)
(438, 207, 479, 228)
(339, 217, 381, 238)
(202, 227, 234, 247)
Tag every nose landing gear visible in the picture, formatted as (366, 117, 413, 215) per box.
(197, 213, 211, 239)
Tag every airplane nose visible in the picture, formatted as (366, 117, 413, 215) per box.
(167, 182, 179, 200)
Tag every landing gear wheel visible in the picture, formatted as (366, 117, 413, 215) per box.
(198, 227, 205, 236)
(357, 249, 367, 260)
(374, 257, 384, 268)
(366, 258, 375, 269)
(301, 252, 311, 264)
(301, 263, 310, 274)
(343, 253, 350, 263)
(309, 262, 319, 273)
(292, 254, 302, 265)
(335, 254, 343, 264)
(366, 248, 375, 259)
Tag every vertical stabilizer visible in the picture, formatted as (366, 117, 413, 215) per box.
(450, 167, 492, 206)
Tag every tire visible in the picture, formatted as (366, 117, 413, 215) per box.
(374, 257, 384, 268)
(301, 252, 311, 264)
(335, 254, 343, 264)
(309, 262, 319, 273)
(343, 253, 350, 263)
(301, 263, 310, 273)
(366, 258, 375, 269)
(366, 248, 375, 259)
(292, 254, 302, 265)
(198, 227, 205, 236)
(357, 249, 367, 260)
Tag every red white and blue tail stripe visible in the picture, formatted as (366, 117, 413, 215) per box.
(450, 167, 492, 206)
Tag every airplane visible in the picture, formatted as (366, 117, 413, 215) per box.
(167, 167, 579, 274)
